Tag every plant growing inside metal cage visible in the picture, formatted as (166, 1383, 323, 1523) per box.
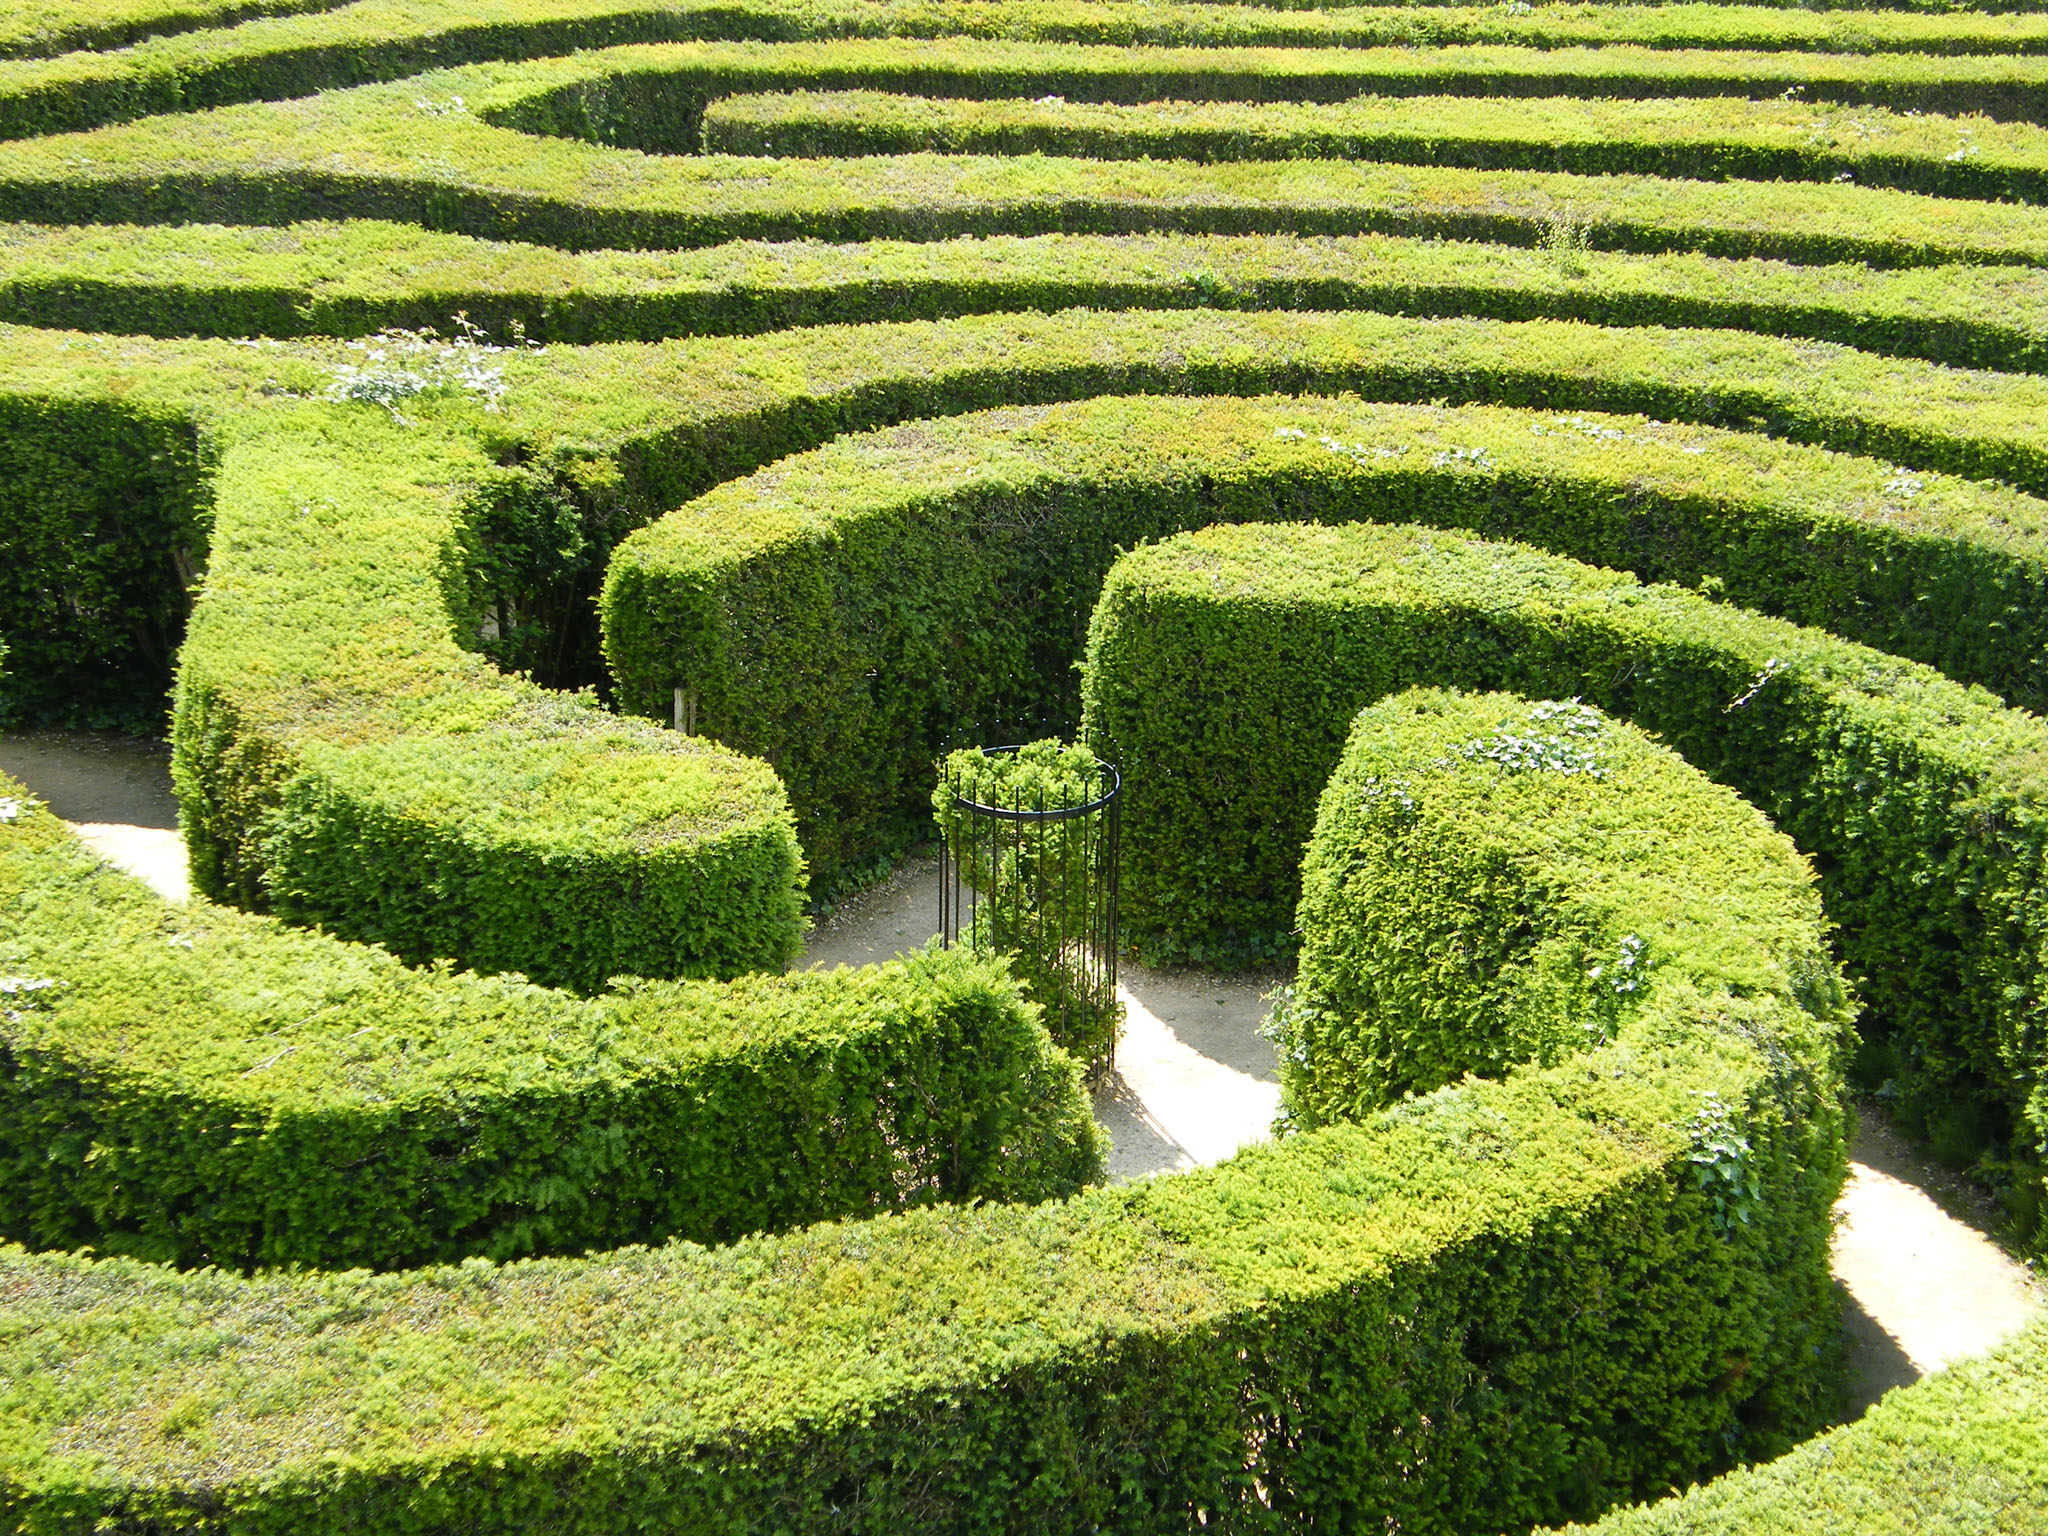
(935, 740, 1122, 1071)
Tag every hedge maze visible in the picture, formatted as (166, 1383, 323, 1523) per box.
(2, 0, 2047, 1529)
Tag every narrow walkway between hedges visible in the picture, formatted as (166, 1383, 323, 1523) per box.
(8, 734, 2040, 1421)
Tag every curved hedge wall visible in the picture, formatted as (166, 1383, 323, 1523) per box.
(0, 672, 1853, 1530)
(0, 768, 1101, 1270)
(5, 0, 2048, 1528)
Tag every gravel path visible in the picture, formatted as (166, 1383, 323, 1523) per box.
(10, 737, 2040, 1419)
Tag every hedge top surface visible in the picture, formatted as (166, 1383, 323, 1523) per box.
(609, 388, 2048, 590)
(21, 0, 2048, 143)
(8, 223, 2048, 379)
(4, 778, 838, 1112)
(0, 607, 1847, 1512)
(8, 55, 2048, 269)
(1280, 686, 1843, 1126)
(704, 89, 2048, 203)
(0, 0, 2042, 1519)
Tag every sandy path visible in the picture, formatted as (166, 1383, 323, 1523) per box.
(0, 733, 188, 902)
(10, 740, 2040, 1419)
(805, 857, 2043, 1417)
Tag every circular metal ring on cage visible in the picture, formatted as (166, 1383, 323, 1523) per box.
(947, 744, 1122, 822)
(937, 742, 1123, 1073)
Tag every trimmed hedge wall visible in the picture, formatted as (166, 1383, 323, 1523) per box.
(8, 53, 2048, 267)
(1, 0, 2041, 1521)
(13, 223, 2048, 383)
(1571, 1314, 2048, 1535)
(704, 89, 2048, 204)
(0, 693, 1850, 1530)
(0, 0, 347, 62)
(20, 298, 2048, 981)
(1280, 689, 1840, 1130)
(0, 772, 1102, 1270)
(0, 392, 211, 733)
(14, 3, 2048, 141)
(171, 407, 807, 995)
(1082, 514, 2048, 1221)
(601, 390, 2048, 885)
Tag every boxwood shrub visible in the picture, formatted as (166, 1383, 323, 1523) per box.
(703, 89, 2048, 204)
(16, 0, 2048, 142)
(10, 223, 2048, 383)
(0, 772, 1103, 1271)
(19, 16, 2048, 142)
(0, 678, 1851, 1530)
(601, 390, 2048, 886)
(9, 51, 2048, 268)
(1082, 515, 2048, 1230)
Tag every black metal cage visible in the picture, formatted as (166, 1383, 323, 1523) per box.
(938, 745, 1122, 1072)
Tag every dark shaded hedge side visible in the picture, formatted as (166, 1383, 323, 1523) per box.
(0, 774, 1103, 1271)
(0, 395, 211, 733)
(601, 392, 2048, 888)
(1571, 1314, 2048, 1535)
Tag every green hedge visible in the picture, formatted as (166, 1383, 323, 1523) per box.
(0, 773, 1102, 1271)
(0, 326, 812, 996)
(1082, 514, 2048, 1227)
(0, 714, 1850, 1528)
(1569, 1314, 2048, 1535)
(0, 0, 346, 62)
(601, 390, 2048, 884)
(704, 89, 2048, 204)
(17, 222, 2048, 384)
(10, 52, 2048, 268)
(18, 297, 2048, 978)
(13, 0, 2048, 141)
(1280, 689, 1844, 1131)
(0, 392, 211, 733)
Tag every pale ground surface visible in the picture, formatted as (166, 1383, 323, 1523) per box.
(803, 857, 2043, 1417)
(0, 733, 187, 902)
(8, 738, 2041, 1421)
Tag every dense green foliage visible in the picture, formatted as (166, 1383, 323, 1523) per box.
(1571, 1315, 2048, 1534)
(604, 390, 2048, 885)
(3, 0, 2046, 1525)
(1082, 515, 2048, 1221)
(706, 90, 2048, 203)
(9, 52, 2048, 266)
(0, 772, 1103, 1270)
(16, 224, 2048, 382)
(0, 394, 210, 733)
(0, 700, 1851, 1531)
(18, 1, 2048, 141)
